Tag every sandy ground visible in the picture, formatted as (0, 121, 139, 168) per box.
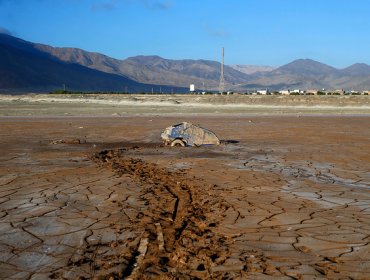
(0, 113, 369, 279)
(0, 94, 370, 116)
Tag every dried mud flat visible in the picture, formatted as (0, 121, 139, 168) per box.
(1, 94, 370, 116)
(0, 116, 369, 279)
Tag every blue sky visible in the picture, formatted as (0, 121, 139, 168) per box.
(0, 0, 370, 68)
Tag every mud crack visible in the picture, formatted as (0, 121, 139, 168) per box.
(92, 148, 235, 279)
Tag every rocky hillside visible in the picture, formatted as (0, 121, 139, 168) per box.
(38, 42, 370, 91)
(2, 34, 370, 92)
(238, 59, 370, 91)
(0, 34, 184, 93)
(35, 44, 252, 89)
(230, 64, 275, 75)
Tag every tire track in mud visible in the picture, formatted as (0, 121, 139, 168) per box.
(90, 148, 236, 279)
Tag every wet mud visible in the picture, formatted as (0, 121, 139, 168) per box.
(0, 116, 369, 279)
(91, 148, 236, 279)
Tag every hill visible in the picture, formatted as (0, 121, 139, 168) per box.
(340, 63, 370, 77)
(0, 34, 184, 93)
(34, 44, 252, 90)
(2, 34, 370, 92)
(230, 64, 275, 75)
(238, 59, 370, 91)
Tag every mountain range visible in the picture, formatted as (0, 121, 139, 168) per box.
(230, 65, 275, 75)
(1, 33, 370, 93)
(0, 34, 185, 93)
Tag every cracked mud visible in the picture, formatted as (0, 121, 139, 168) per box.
(0, 116, 369, 279)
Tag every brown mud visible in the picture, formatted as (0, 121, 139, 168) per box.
(91, 148, 235, 279)
(0, 116, 369, 279)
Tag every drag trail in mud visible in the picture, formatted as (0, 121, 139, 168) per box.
(89, 139, 370, 279)
(91, 146, 238, 279)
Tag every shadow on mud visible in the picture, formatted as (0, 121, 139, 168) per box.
(221, 139, 240, 144)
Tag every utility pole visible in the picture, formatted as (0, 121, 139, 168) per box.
(63, 84, 66, 91)
(219, 47, 225, 93)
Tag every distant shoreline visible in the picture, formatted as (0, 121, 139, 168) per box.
(1, 94, 369, 116)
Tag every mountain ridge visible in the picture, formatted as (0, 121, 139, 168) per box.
(0, 34, 185, 93)
(34, 41, 370, 91)
(1, 34, 370, 92)
(34, 45, 252, 89)
(230, 64, 275, 75)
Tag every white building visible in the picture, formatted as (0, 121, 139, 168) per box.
(190, 84, 195, 92)
(292, 89, 304, 94)
(279, 90, 290, 95)
(257, 89, 268, 95)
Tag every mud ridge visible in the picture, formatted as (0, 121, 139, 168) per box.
(91, 148, 236, 279)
